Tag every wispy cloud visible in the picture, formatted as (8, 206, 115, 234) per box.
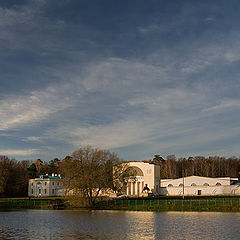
(0, 0, 240, 160)
(0, 149, 39, 156)
(24, 136, 42, 142)
(0, 85, 71, 130)
(203, 100, 240, 113)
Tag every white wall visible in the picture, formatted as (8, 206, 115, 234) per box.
(28, 178, 63, 197)
(161, 176, 231, 187)
(126, 162, 160, 196)
(159, 176, 240, 196)
(160, 185, 240, 196)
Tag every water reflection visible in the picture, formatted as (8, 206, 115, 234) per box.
(0, 210, 239, 240)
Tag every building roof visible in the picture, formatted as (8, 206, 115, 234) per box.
(231, 180, 240, 185)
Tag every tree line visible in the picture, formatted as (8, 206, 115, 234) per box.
(0, 156, 61, 197)
(0, 149, 240, 198)
(153, 155, 240, 179)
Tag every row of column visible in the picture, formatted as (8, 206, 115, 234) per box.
(126, 181, 144, 196)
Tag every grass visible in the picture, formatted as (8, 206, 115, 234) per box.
(1, 196, 240, 212)
(94, 197, 240, 212)
(0, 197, 65, 209)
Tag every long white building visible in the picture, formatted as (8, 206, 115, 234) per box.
(160, 175, 240, 196)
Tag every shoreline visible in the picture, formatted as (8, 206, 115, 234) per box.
(1, 196, 240, 212)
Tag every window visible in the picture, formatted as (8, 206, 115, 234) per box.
(57, 182, 59, 186)
(179, 184, 183, 187)
(168, 184, 173, 187)
(45, 182, 47, 186)
(203, 183, 209, 186)
(31, 183, 33, 186)
(31, 189, 33, 194)
(39, 189, 41, 194)
(216, 182, 221, 186)
(52, 189, 54, 194)
(52, 182, 54, 185)
(191, 183, 196, 186)
(147, 169, 152, 174)
(44, 189, 47, 194)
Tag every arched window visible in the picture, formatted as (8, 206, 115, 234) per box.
(216, 182, 221, 186)
(191, 183, 196, 186)
(179, 183, 183, 187)
(203, 183, 209, 186)
(168, 184, 173, 187)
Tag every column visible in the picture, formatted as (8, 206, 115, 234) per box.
(131, 182, 133, 195)
(136, 181, 138, 196)
(139, 181, 142, 194)
(126, 182, 129, 195)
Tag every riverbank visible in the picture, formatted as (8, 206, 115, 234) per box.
(1, 196, 240, 212)
(94, 197, 240, 212)
(0, 197, 66, 209)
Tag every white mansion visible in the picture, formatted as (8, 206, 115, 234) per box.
(28, 174, 64, 197)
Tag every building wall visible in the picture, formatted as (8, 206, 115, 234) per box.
(126, 162, 160, 196)
(28, 176, 64, 197)
(160, 185, 240, 196)
(160, 176, 231, 188)
(159, 176, 240, 196)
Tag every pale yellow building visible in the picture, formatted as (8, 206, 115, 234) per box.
(124, 161, 161, 196)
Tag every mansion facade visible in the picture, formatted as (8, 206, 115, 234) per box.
(28, 174, 64, 197)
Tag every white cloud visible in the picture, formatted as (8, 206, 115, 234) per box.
(203, 100, 240, 113)
(24, 136, 42, 142)
(82, 58, 170, 93)
(0, 149, 39, 156)
(0, 85, 71, 130)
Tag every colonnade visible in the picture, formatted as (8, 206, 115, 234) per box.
(126, 179, 144, 196)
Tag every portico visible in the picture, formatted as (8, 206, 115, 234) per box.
(124, 161, 161, 196)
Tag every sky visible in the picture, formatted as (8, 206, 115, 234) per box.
(0, 0, 240, 161)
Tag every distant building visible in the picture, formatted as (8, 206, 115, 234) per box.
(124, 161, 161, 196)
(160, 175, 240, 196)
(28, 174, 64, 197)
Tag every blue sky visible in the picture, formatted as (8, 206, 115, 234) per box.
(0, 0, 240, 161)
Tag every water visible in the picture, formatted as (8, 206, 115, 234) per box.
(0, 210, 240, 240)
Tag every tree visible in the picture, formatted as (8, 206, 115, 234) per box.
(0, 156, 30, 197)
(60, 146, 123, 206)
(48, 158, 61, 174)
(27, 163, 37, 178)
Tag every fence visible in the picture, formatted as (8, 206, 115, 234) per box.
(95, 198, 240, 212)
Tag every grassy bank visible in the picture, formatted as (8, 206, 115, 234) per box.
(0, 197, 65, 209)
(1, 196, 240, 212)
(94, 197, 240, 212)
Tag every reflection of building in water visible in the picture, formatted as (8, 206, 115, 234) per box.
(160, 176, 240, 196)
(124, 161, 161, 197)
(28, 174, 64, 197)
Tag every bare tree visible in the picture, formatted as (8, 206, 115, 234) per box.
(60, 146, 123, 206)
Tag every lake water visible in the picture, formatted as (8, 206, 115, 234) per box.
(0, 210, 240, 240)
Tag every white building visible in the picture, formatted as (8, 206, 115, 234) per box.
(124, 161, 161, 196)
(28, 174, 64, 197)
(160, 175, 240, 196)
